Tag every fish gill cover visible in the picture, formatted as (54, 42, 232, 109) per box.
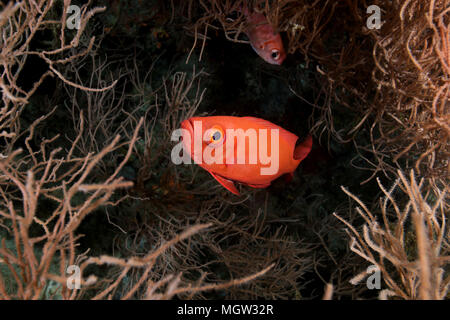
(0, 0, 448, 300)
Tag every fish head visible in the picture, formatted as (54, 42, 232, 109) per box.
(247, 20, 286, 65)
(245, 12, 286, 65)
(258, 35, 286, 65)
(180, 116, 228, 172)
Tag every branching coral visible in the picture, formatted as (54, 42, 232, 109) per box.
(1, 0, 448, 300)
(179, 0, 340, 61)
(0, 1, 114, 153)
(0, 1, 274, 300)
(104, 63, 314, 299)
(367, 0, 450, 183)
(0, 114, 143, 299)
(335, 170, 449, 300)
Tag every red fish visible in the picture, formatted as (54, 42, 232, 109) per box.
(242, 9, 286, 65)
(180, 116, 312, 195)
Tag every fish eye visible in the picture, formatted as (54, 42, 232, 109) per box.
(271, 49, 280, 60)
(208, 125, 225, 144)
(212, 131, 221, 141)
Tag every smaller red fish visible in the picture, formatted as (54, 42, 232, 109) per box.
(242, 9, 286, 65)
(179, 116, 312, 195)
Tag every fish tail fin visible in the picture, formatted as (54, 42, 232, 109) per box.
(294, 135, 313, 162)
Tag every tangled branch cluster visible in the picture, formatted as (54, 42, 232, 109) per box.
(1, 0, 448, 300)
(0, 1, 273, 300)
(368, 0, 450, 182)
(180, 0, 449, 183)
(336, 170, 449, 300)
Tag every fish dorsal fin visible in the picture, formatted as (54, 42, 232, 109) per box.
(209, 172, 240, 195)
(294, 135, 313, 161)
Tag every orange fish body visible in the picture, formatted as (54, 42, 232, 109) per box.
(244, 11, 286, 65)
(180, 116, 312, 195)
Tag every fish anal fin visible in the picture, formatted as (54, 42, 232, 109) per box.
(294, 135, 313, 161)
(209, 172, 240, 195)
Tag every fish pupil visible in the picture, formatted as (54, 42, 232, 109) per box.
(213, 131, 221, 141)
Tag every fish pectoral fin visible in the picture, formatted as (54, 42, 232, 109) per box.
(245, 182, 271, 189)
(209, 172, 240, 196)
(294, 135, 313, 161)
